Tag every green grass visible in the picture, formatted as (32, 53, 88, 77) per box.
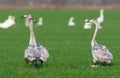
(0, 9, 120, 78)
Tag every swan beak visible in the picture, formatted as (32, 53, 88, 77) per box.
(85, 19, 92, 23)
(21, 16, 25, 18)
(87, 19, 96, 23)
(85, 19, 90, 23)
(21, 14, 27, 18)
(89, 20, 93, 23)
(30, 18, 37, 23)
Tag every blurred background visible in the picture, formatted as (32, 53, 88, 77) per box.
(0, 0, 120, 9)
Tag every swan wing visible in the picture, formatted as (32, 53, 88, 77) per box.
(92, 44, 113, 62)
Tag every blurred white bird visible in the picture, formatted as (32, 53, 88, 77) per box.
(68, 17, 75, 26)
(83, 19, 92, 29)
(0, 15, 15, 29)
(37, 17, 43, 26)
(97, 9, 104, 29)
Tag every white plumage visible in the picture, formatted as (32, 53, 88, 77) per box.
(87, 19, 113, 67)
(37, 17, 43, 26)
(0, 15, 15, 29)
(83, 19, 92, 29)
(68, 17, 75, 26)
(97, 9, 104, 29)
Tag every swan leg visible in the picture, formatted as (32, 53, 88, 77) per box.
(93, 58, 97, 64)
(25, 58, 29, 64)
(31, 60, 35, 66)
(108, 63, 112, 66)
(38, 59, 43, 64)
(40, 60, 43, 64)
(107, 60, 112, 66)
(108, 60, 112, 64)
(91, 59, 98, 67)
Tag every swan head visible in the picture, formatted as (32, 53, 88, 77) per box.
(8, 15, 15, 20)
(69, 17, 74, 21)
(100, 9, 104, 13)
(8, 15, 12, 19)
(39, 17, 43, 21)
(88, 19, 101, 29)
(11, 16, 15, 20)
(21, 14, 32, 19)
(85, 19, 89, 23)
(21, 14, 36, 23)
(87, 19, 98, 24)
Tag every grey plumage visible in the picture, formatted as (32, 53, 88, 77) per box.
(92, 44, 113, 64)
(24, 45, 49, 64)
(22, 14, 49, 65)
(87, 19, 113, 66)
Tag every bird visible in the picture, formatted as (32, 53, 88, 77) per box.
(68, 17, 75, 26)
(87, 19, 113, 67)
(37, 17, 43, 26)
(83, 19, 92, 29)
(22, 14, 49, 66)
(0, 15, 15, 29)
(97, 9, 104, 29)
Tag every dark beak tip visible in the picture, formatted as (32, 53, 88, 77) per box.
(34, 20, 37, 23)
(21, 16, 24, 18)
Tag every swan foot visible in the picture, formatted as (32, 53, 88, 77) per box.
(91, 64, 99, 67)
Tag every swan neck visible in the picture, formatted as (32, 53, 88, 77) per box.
(29, 21, 37, 46)
(91, 23, 99, 47)
(100, 11, 104, 17)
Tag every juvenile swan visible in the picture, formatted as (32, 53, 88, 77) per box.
(87, 19, 113, 67)
(22, 14, 49, 65)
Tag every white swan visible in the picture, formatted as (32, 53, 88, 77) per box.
(37, 17, 43, 26)
(87, 19, 113, 67)
(68, 17, 75, 26)
(22, 14, 49, 65)
(83, 19, 92, 29)
(0, 15, 15, 29)
(97, 9, 104, 29)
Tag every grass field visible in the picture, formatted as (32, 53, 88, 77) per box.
(0, 9, 120, 78)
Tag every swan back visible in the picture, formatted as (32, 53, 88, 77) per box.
(92, 44, 113, 63)
(24, 44, 49, 62)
